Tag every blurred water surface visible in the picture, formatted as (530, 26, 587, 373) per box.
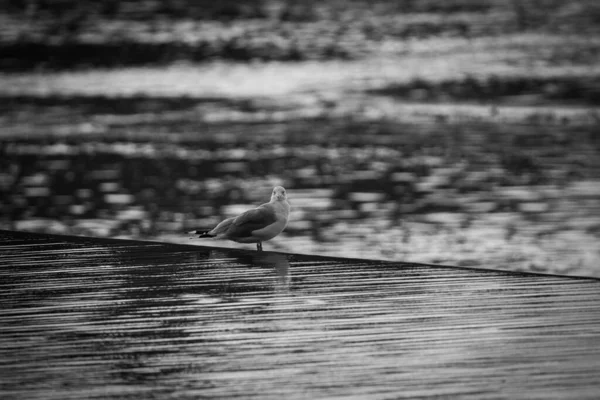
(1, 95, 599, 277)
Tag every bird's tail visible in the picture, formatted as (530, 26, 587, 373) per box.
(188, 229, 215, 238)
(188, 218, 233, 239)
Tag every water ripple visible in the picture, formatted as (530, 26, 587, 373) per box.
(2, 230, 600, 399)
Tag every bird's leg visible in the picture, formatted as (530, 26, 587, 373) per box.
(257, 242, 263, 252)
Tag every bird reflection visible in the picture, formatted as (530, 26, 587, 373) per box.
(252, 252, 291, 293)
(206, 249, 291, 294)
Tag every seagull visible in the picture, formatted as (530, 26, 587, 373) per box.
(188, 186, 290, 252)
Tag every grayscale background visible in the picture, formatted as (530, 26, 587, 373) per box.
(1, 0, 599, 276)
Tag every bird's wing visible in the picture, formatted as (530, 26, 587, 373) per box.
(227, 204, 277, 238)
(233, 204, 277, 228)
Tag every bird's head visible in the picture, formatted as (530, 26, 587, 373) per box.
(271, 186, 288, 202)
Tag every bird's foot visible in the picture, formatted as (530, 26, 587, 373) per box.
(257, 242, 263, 252)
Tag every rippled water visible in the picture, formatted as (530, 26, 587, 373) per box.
(2, 230, 600, 399)
(1, 97, 599, 277)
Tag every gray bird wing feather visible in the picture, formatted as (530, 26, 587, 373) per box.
(226, 204, 277, 239)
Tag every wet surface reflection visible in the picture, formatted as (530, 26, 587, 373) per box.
(2, 230, 600, 399)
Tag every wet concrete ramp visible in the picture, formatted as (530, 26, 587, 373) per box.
(1, 230, 600, 399)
